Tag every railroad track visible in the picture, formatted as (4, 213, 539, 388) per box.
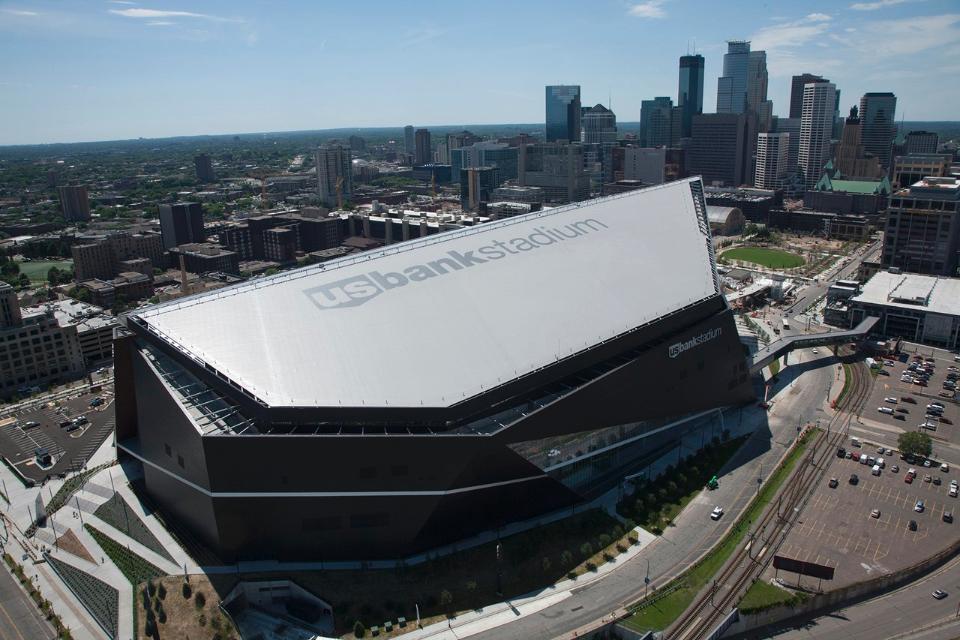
(666, 358, 873, 640)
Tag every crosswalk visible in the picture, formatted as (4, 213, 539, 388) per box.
(66, 415, 115, 472)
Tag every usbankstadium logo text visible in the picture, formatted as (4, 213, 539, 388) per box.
(668, 328, 722, 359)
(304, 218, 609, 310)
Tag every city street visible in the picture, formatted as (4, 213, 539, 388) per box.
(0, 557, 55, 640)
(764, 553, 960, 640)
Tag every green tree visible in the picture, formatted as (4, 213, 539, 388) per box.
(579, 542, 593, 558)
(47, 266, 61, 285)
(541, 556, 552, 572)
(560, 550, 574, 567)
(353, 620, 366, 638)
(439, 589, 453, 608)
(898, 431, 933, 458)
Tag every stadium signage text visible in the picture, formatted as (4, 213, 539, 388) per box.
(668, 327, 722, 358)
(305, 218, 609, 309)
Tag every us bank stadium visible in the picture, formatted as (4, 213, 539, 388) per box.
(114, 178, 755, 560)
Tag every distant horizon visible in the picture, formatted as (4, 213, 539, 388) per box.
(2, 119, 959, 151)
(2, 1, 958, 146)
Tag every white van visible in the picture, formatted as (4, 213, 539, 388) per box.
(872, 464, 881, 476)
(878, 406, 894, 415)
(860, 454, 869, 464)
(851, 438, 861, 448)
(877, 457, 885, 468)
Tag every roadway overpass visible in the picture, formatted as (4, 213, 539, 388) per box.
(749, 316, 880, 375)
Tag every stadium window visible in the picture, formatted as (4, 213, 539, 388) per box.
(177, 454, 185, 468)
(391, 465, 409, 477)
(164, 444, 171, 457)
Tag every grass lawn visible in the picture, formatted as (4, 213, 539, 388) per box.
(739, 579, 805, 614)
(94, 493, 176, 564)
(17, 260, 73, 282)
(720, 247, 805, 269)
(622, 428, 817, 633)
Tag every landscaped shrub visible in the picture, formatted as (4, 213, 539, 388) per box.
(353, 620, 366, 638)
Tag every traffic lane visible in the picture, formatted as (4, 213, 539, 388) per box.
(764, 554, 960, 640)
(0, 561, 54, 640)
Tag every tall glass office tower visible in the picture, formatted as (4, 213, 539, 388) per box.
(716, 41, 751, 114)
(678, 55, 705, 139)
(545, 85, 582, 142)
(859, 92, 897, 172)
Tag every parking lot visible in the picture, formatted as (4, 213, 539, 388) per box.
(771, 445, 958, 590)
(856, 348, 959, 457)
(0, 383, 115, 483)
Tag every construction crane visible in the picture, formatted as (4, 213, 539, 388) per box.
(246, 168, 274, 210)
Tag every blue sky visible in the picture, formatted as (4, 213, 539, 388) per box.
(1, 0, 958, 144)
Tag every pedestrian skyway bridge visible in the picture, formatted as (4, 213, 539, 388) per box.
(749, 316, 880, 375)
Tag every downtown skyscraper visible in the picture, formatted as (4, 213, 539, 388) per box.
(545, 85, 581, 142)
(798, 81, 837, 189)
(677, 54, 705, 139)
(859, 92, 898, 172)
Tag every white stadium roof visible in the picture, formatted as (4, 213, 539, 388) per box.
(133, 178, 720, 408)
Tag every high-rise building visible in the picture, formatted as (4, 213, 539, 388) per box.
(746, 50, 768, 115)
(789, 74, 827, 119)
(678, 54, 705, 139)
(460, 166, 501, 211)
(716, 41, 752, 114)
(639, 97, 673, 147)
(687, 113, 749, 187)
(905, 131, 939, 155)
(517, 142, 590, 203)
(754, 133, 789, 189)
(414, 128, 432, 165)
(882, 176, 960, 276)
(545, 85, 581, 142)
(859, 92, 897, 172)
(581, 104, 617, 145)
(158, 202, 205, 250)
(315, 144, 353, 209)
(623, 148, 667, 185)
(581, 104, 618, 185)
(773, 117, 801, 173)
(834, 106, 883, 179)
(58, 185, 90, 222)
(194, 153, 215, 183)
(450, 142, 519, 183)
(403, 125, 415, 154)
(798, 82, 837, 188)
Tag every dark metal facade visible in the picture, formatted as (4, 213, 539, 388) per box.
(115, 295, 754, 561)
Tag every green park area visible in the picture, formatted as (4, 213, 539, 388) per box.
(18, 260, 73, 283)
(719, 247, 805, 269)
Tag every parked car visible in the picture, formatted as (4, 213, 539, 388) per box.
(933, 589, 948, 599)
(916, 500, 925, 512)
(891, 465, 900, 473)
(909, 520, 918, 531)
(829, 477, 839, 488)
(711, 506, 724, 520)
(850, 474, 860, 485)
(837, 447, 846, 458)
(871, 508, 881, 518)
(944, 512, 953, 523)
(942, 463, 950, 473)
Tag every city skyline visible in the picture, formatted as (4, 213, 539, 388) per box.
(0, 0, 958, 145)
